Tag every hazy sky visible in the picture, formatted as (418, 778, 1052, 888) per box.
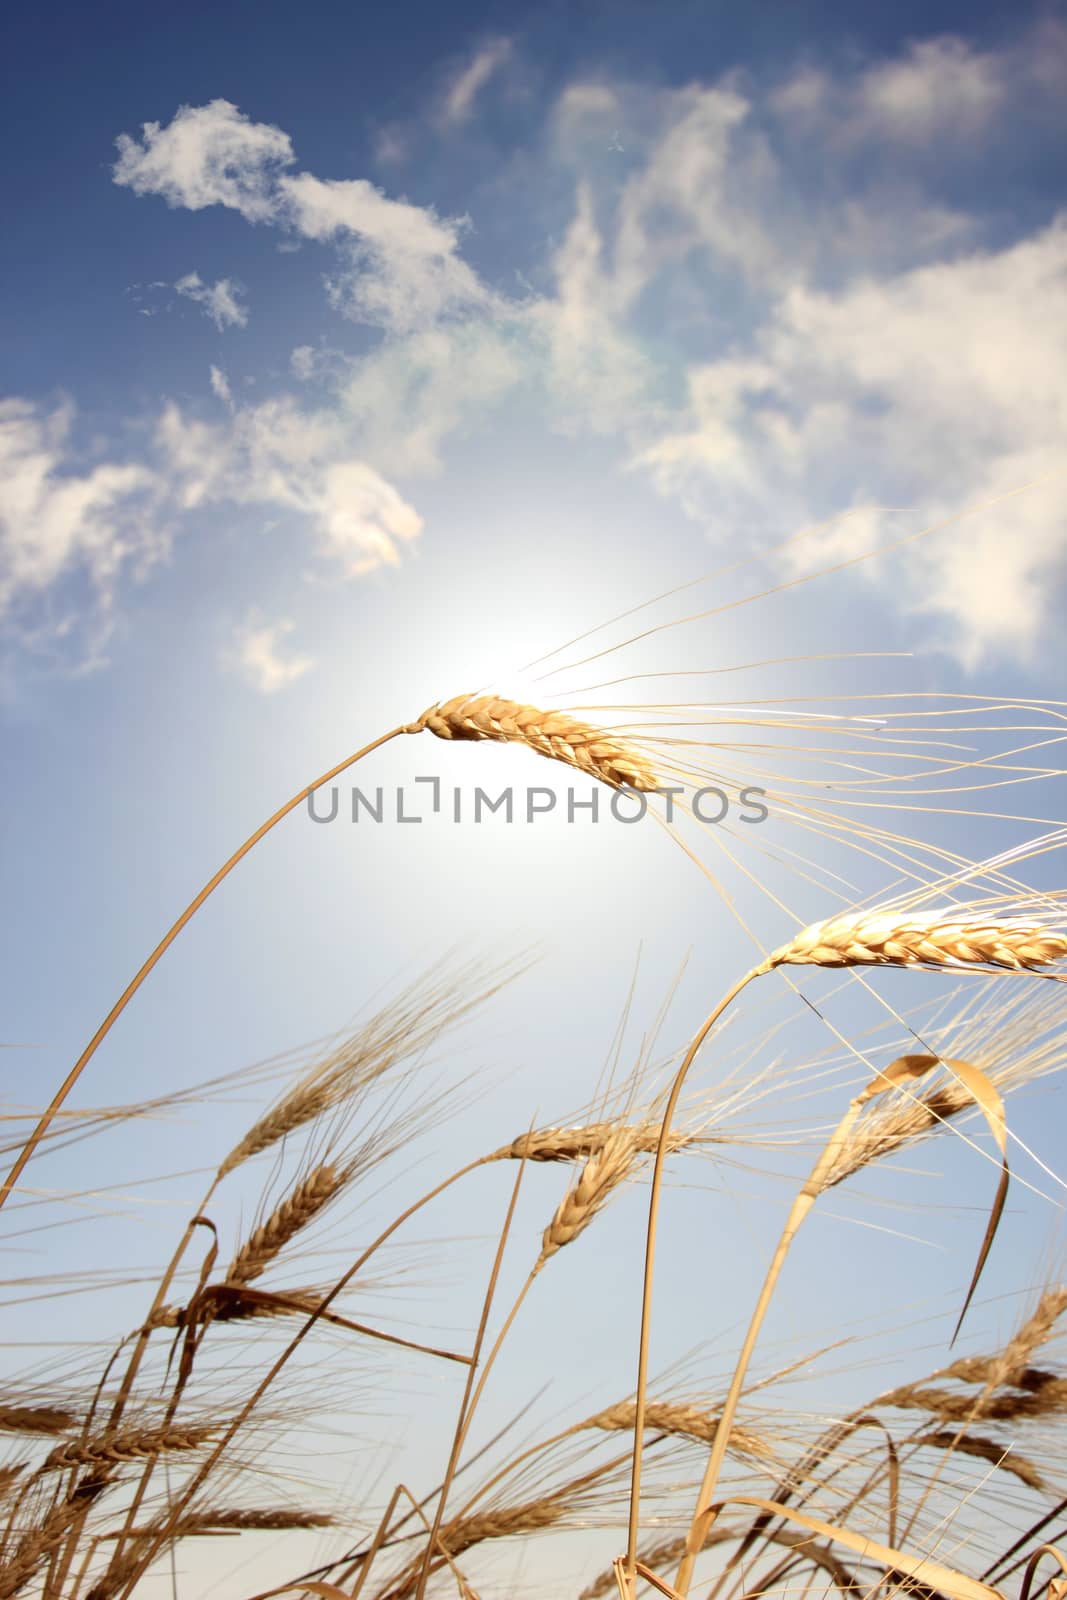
(3, 2, 1066, 1595)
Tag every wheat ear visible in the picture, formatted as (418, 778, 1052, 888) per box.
(42, 1426, 217, 1472)
(417, 695, 659, 791)
(538, 1128, 641, 1266)
(227, 1164, 344, 1285)
(0, 1406, 76, 1437)
(768, 912, 1067, 973)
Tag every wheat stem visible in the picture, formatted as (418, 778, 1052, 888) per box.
(0, 724, 412, 1213)
(673, 1090, 866, 1597)
(624, 966, 768, 1583)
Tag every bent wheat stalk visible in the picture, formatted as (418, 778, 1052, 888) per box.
(624, 907, 1067, 1596)
(1, 697, 655, 1211)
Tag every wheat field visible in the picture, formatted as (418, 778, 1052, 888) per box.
(4, 574, 1067, 1600)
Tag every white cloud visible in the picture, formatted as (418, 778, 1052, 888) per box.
(773, 21, 1067, 147)
(114, 100, 497, 336)
(279, 172, 492, 332)
(290, 345, 316, 381)
(636, 218, 1067, 662)
(175, 272, 248, 329)
(338, 321, 523, 473)
(155, 395, 423, 575)
(209, 365, 233, 408)
(0, 399, 159, 663)
(612, 84, 774, 302)
(440, 37, 512, 126)
(229, 612, 312, 692)
(858, 36, 1003, 140)
(524, 183, 654, 435)
(113, 99, 294, 221)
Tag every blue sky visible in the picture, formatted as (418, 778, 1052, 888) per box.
(3, 2, 1067, 1595)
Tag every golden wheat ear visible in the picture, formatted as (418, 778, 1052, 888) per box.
(767, 911, 1067, 974)
(417, 695, 660, 791)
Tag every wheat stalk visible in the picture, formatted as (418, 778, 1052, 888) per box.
(768, 912, 1067, 973)
(1, 695, 649, 1208)
(227, 1164, 345, 1285)
(417, 695, 659, 792)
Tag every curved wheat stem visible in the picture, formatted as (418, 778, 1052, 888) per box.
(625, 907, 1067, 1595)
(2, 698, 654, 1213)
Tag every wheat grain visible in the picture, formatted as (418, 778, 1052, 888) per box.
(227, 1164, 344, 1285)
(417, 696, 659, 792)
(883, 1377, 1067, 1422)
(768, 912, 1067, 973)
(42, 1426, 217, 1473)
(497, 1121, 690, 1164)
(0, 1500, 83, 1599)
(917, 1430, 1045, 1491)
(0, 1405, 75, 1436)
(991, 1287, 1067, 1386)
(379, 1495, 571, 1600)
(218, 965, 499, 1177)
(582, 1401, 775, 1462)
(538, 1129, 640, 1265)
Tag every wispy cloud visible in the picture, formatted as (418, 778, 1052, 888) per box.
(176, 271, 248, 329)
(0, 399, 160, 667)
(439, 37, 513, 126)
(228, 612, 312, 692)
(155, 396, 424, 575)
(209, 364, 234, 409)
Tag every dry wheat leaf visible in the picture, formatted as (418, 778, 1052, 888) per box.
(1019, 1544, 1067, 1600)
(939, 1056, 1009, 1345)
(714, 1497, 1003, 1600)
(859, 1052, 941, 1104)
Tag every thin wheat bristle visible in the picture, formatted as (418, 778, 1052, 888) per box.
(42, 1425, 217, 1472)
(538, 1128, 639, 1264)
(583, 1400, 775, 1461)
(417, 694, 660, 792)
(0, 1404, 76, 1436)
(769, 911, 1067, 973)
(917, 1429, 1045, 1490)
(227, 1164, 344, 1285)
